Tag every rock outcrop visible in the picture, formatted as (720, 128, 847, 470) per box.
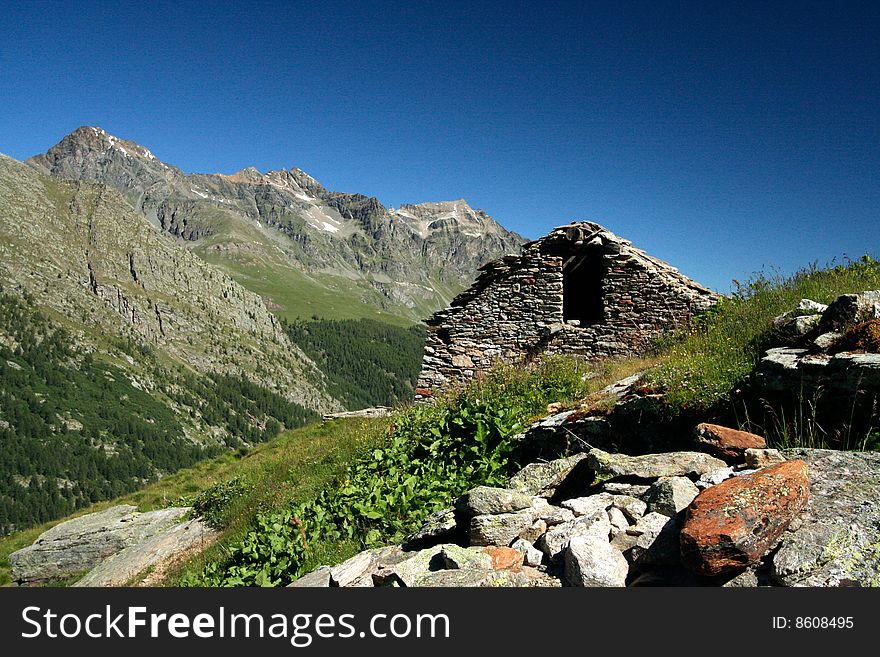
(9, 505, 194, 585)
(74, 517, 216, 587)
(771, 449, 880, 586)
(752, 291, 880, 446)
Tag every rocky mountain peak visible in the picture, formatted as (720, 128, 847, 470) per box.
(221, 166, 265, 183)
(27, 127, 186, 205)
(25, 126, 526, 322)
(289, 167, 328, 197)
(393, 198, 509, 240)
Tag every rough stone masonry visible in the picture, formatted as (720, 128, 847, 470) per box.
(417, 221, 719, 396)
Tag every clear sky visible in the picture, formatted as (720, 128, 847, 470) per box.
(1, 0, 877, 292)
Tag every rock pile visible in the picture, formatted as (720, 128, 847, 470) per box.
(290, 421, 877, 587)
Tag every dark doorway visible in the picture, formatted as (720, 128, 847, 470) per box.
(563, 252, 604, 325)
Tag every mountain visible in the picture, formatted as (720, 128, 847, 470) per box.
(0, 153, 333, 410)
(0, 154, 342, 531)
(28, 127, 526, 323)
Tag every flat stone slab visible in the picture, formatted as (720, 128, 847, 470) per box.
(755, 347, 880, 393)
(403, 508, 458, 549)
(587, 449, 727, 483)
(455, 486, 532, 516)
(10, 505, 192, 585)
(508, 454, 589, 497)
(288, 566, 332, 588)
(412, 568, 531, 587)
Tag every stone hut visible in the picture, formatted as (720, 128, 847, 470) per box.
(416, 221, 719, 397)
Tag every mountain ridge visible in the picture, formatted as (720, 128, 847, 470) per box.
(27, 127, 526, 323)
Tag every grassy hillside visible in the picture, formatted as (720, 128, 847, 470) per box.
(178, 257, 880, 587)
(182, 358, 606, 586)
(3, 257, 878, 587)
(0, 417, 388, 586)
(198, 250, 416, 326)
(646, 255, 880, 447)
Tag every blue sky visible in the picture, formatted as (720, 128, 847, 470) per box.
(1, 0, 877, 292)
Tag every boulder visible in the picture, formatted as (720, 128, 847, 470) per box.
(403, 508, 460, 549)
(694, 423, 766, 464)
(680, 460, 810, 576)
(74, 518, 216, 587)
(813, 332, 842, 350)
(772, 313, 822, 345)
(644, 477, 699, 517)
(818, 290, 880, 333)
(587, 449, 727, 483)
(440, 545, 493, 570)
(561, 493, 615, 517)
(564, 535, 628, 587)
(529, 497, 576, 526)
(482, 546, 524, 572)
(627, 512, 682, 565)
(328, 545, 410, 587)
(383, 545, 445, 587)
(797, 299, 828, 314)
(696, 467, 735, 489)
(511, 538, 544, 567)
(771, 449, 880, 586)
(10, 505, 192, 585)
(607, 506, 630, 535)
(508, 454, 589, 497)
(610, 495, 647, 522)
(469, 511, 534, 547)
(520, 517, 549, 543)
(456, 486, 532, 516)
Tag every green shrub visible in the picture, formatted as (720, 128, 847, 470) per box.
(184, 476, 254, 529)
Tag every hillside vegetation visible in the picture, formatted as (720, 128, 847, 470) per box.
(0, 289, 322, 534)
(647, 256, 880, 446)
(2, 257, 878, 586)
(177, 257, 880, 586)
(285, 318, 425, 409)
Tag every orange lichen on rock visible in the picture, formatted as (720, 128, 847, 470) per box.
(680, 460, 810, 576)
